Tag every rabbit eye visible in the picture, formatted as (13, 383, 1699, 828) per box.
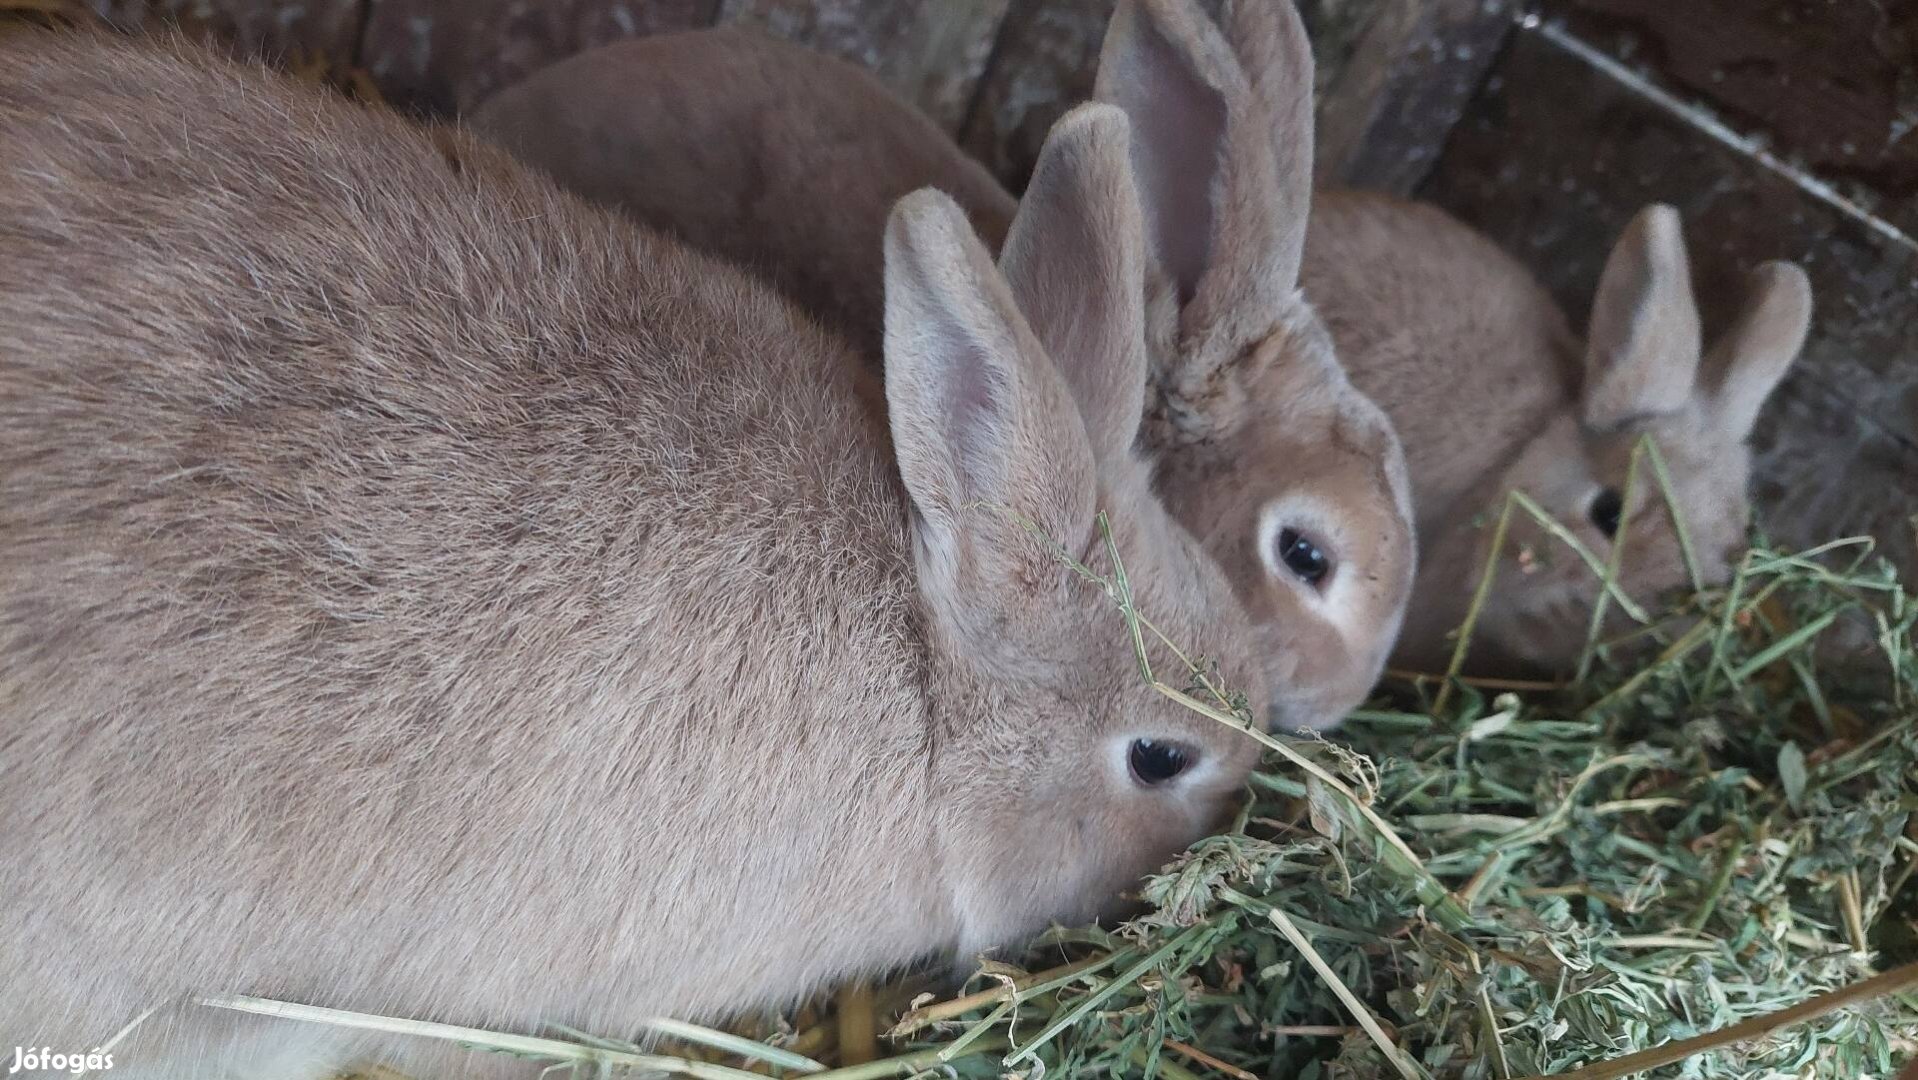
(1128, 739, 1190, 786)
(1588, 489, 1624, 539)
(1275, 528, 1331, 587)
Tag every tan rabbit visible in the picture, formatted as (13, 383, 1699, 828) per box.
(1099, 4, 1808, 676)
(478, 0, 1814, 680)
(1304, 196, 1813, 674)
(0, 32, 1266, 1078)
(472, 0, 1418, 733)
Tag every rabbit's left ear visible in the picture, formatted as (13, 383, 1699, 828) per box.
(883, 188, 1100, 647)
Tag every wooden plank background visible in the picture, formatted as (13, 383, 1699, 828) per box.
(16, 0, 1918, 580)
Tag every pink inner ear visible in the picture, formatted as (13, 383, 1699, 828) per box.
(939, 336, 1014, 496)
(1104, 10, 1226, 305)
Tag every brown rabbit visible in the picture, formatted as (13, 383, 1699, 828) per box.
(1079, 0, 1807, 676)
(1304, 197, 1813, 673)
(0, 32, 1266, 1078)
(472, 0, 1417, 733)
(475, 0, 1813, 680)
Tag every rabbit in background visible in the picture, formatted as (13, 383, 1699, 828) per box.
(1306, 197, 1812, 674)
(472, 0, 1815, 680)
(0, 31, 1265, 1079)
(473, 0, 1419, 732)
(467, 22, 1012, 365)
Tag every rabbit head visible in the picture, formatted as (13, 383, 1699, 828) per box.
(1089, 0, 1415, 730)
(1461, 205, 1812, 673)
(883, 107, 1268, 954)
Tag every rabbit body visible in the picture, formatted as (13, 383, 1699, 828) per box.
(1, 32, 1264, 1077)
(1301, 192, 1585, 670)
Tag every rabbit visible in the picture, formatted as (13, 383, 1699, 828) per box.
(0, 30, 1269, 1079)
(469, 0, 1418, 733)
(473, 0, 1813, 681)
(1072, 0, 1808, 677)
(1302, 195, 1813, 674)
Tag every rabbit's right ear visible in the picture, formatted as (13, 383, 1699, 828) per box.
(1582, 204, 1703, 430)
(1703, 261, 1812, 437)
(1094, 0, 1311, 375)
(884, 190, 1099, 637)
(998, 103, 1148, 467)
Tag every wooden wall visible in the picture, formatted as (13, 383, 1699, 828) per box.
(12, 0, 1917, 578)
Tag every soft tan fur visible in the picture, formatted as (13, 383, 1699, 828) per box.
(1304, 195, 1813, 673)
(468, 0, 1417, 733)
(467, 26, 1015, 362)
(0, 34, 1265, 1078)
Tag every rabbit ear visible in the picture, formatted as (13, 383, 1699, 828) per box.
(997, 104, 1148, 467)
(1221, 0, 1313, 281)
(883, 189, 1098, 632)
(1094, 0, 1301, 326)
(1094, 0, 1229, 306)
(1582, 204, 1702, 430)
(1704, 261, 1811, 437)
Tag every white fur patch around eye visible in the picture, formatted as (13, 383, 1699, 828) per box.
(1254, 498, 1368, 643)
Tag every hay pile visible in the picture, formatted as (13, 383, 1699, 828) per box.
(843, 529, 1918, 1080)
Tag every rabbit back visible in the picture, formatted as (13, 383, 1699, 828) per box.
(1303, 191, 1582, 533)
(468, 27, 1020, 359)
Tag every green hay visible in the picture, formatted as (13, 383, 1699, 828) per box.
(856, 525, 1916, 1080)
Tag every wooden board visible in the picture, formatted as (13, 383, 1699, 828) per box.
(719, 0, 1011, 131)
(359, 0, 722, 116)
(1310, 0, 1513, 192)
(1543, 0, 1918, 234)
(957, 0, 1112, 191)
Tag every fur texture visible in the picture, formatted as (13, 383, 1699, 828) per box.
(466, 26, 1015, 362)
(0, 34, 1265, 1078)
(468, 0, 1418, 733)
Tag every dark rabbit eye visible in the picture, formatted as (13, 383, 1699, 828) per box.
(1275, 528, 1331, 587)
(1589, 489, 1624, 539)
(1128, 739, 1191, 786)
